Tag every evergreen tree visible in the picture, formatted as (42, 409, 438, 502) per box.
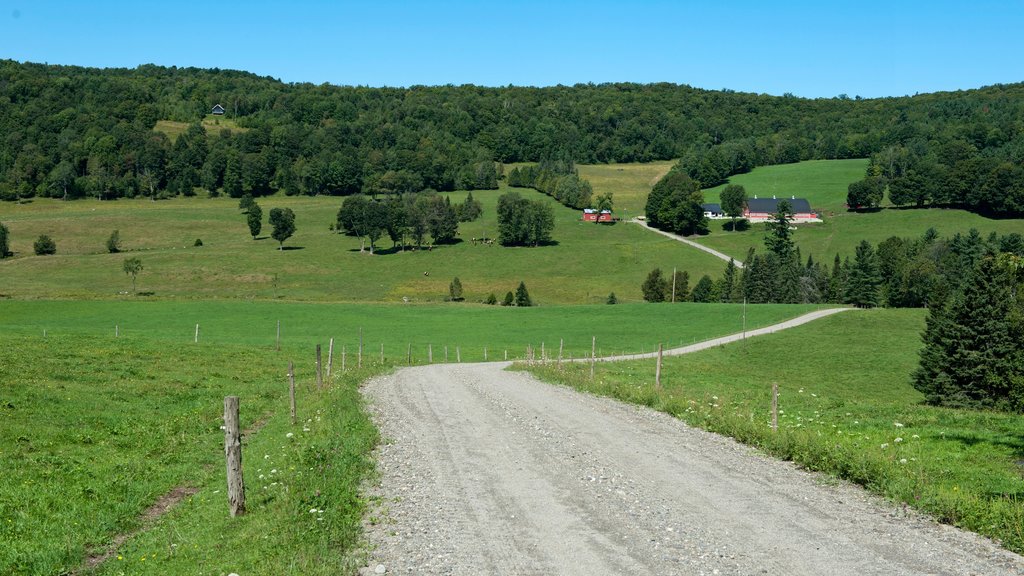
(845, 240, 882, 307)
(913, 256, 1023, 411)
(449, 277, 464, 301)
(827, 254, 845, 303)
(502, 291, 514, 306)
(606, 292, 618, 304)
(691, 275, 715, 302)
(33, 234, 56, 255)
(670, 269, 690, 302)
(719, 259, 738, 303)
(514, 281, 532, 306)
(642, 268, 669, 302)
(484, 293, 497, 305)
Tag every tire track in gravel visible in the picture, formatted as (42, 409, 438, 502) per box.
(360, 323, 1024, 575)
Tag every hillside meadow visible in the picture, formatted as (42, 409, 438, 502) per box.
(0, 184, 728, 304)
(527, 309, 1024, 555)
(697, 159, 1024, 263)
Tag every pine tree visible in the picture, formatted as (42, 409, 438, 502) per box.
(449, 277, 464, 301)
(514, 281, 532, 306)
(691, 275, 715, 302)
(719, 259, 738, 303)
(913, 256, 1023, 410)
(0, 222, 10, 258)
(845, 240, 882, 308)
(642, 268, 669, 302)
(670, 269, 690, 302)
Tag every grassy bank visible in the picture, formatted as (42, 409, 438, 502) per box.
(525, 309, 1024, 554)
(0, 332, 382, 575)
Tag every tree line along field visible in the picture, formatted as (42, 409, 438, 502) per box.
(0, 184, 731, 304)
(0, 302, 821, 574)
(527, 308, 1024, 555)
(696, 159, 1024, 264)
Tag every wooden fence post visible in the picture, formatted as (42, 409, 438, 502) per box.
(195, 323, 200, 344)
(504, 349, 507, 361)
(224, 396, 245, 517)
(327, 338, 334, 379)
(558, 338, 564, 370)
(115, 325, 119, 338)
(590, 336, 596, 380)
(407, 343, 412, 365)
(484, 347, 487, 361)
(541, 342, 546, 365)
(456, 346, 461, 363)
(288, 361, 296, 425)
(445, 345, 449, 363)
(358, 328, 363, 369)
(380, 342, 384, 363)
(428, 344, 433, 363)
(655, 343, 663, 392)
(276, 320, 281, 351)
(315, 345, 323, 388)
(771, 382, 779, 432)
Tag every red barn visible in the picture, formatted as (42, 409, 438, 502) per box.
(582, 208, 599, 222)
(597, 210, 613, 222)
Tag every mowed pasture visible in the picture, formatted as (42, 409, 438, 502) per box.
(528, 309, 1024, 555)
(0, 302, 821, 574)
(0, 185, 729, 304)
(698, 159, 1024, 263)
(576, 160, 675, 215)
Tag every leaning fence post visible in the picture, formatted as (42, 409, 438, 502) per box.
(315, 344, 323, 389)
(224, 396, 245, 517)
(771, 382, 779, 432)
(327, 338, 334, 379)
(358, 328, 363, 369)
(655, 343, 663, 392)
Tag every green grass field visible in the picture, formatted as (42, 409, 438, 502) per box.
(0, 301, 822, 573)
(0, 333, 381, 575)
(576, 160, 675, 215)
(0, 185, 730, 304)
(527, 309, 1024, 554)
(697, 160, 1024, 263)
(154, 116, 248, 141)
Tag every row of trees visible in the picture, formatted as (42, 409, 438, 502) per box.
(507, 158, 593, 210)
(335, 192, 465, 253)
(496, 191, 555, 247)
(5, 60, 1021, 207)
(845, 142, 1024, 214)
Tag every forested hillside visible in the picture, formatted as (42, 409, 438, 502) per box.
(1, 59, 1021, 208)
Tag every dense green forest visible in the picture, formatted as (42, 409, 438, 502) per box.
(1, 60, 1022, 211)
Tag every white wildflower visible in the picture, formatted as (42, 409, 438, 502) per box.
(894, 437, 903, 443)
(880, 443, 889, 449)
(894, 422, 904, 428)
(286, 432, 294, 438)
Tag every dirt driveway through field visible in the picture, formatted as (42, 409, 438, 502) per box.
(360, 319, 1024, 575)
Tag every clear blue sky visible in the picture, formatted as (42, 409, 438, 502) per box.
(2, 0, 1022, 98)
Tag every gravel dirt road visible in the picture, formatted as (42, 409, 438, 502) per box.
(360, 335, 1024, 575)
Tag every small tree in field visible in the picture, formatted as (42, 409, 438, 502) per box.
(502, 291, 514, 306)
(269, 207, 296, 249)
(720, 184, 746, 231)
(514, 281, 533, 306)
(123, 257, 143, 294)
(0, 222, 10, 258)
(449, 277, 464, 301)
(247, 203, 263, 239)
(34, 235, 56, 255)
(106, 230, 121, 253)
(642, 268, 668, 302)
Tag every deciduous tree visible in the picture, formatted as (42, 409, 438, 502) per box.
(123, 257, 143, 294)
(269, 207, 296, 249)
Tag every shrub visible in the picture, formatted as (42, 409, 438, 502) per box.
(194, 238, 203, 246)
(33, 235, 56, 255)
(106, 230, 121, 253)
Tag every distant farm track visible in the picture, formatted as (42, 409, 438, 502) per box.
(632, 218, 744, 267)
